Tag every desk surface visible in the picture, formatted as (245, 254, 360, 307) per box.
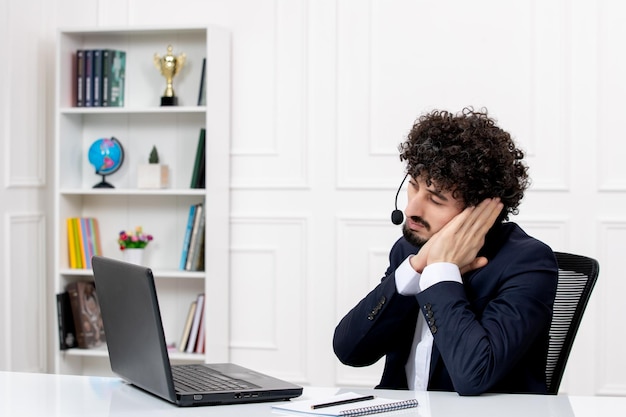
(1, 371, 625, 416)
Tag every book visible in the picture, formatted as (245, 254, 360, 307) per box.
(197, 57, 206, 106)
(70, 218, 83, 269)
(75, 50, 85, 107)
(178, 300, 197, 352)
(194, 301, 206, 353)
(84, 50, 93, 107)
(109, 50, 126, 107)
(185, 293, 205, 353)
(185, 204, 204, 271)
(66, 218, 78, 268)
(271, 392, 419, 417)
(92, 49, 103, 106)
(190, 128, 206, 189)
(79, 217, 93, 269)
(56, 292, 78, 350)
(187, 207, 205, 271)
(65, 281, 106, 348)
(179, 204, 197, 270)
(101, 49, 112, 106)
(190, 232, 205, 272)
(88, 218, 103, 260)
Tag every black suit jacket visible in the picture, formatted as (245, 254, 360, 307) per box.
(333, 222, 558, 395)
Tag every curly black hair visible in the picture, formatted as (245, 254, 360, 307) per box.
(398, 107, 529, 221)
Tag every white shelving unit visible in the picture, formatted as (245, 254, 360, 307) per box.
(53, 26, 230, 375)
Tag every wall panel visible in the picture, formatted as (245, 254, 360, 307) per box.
(230, 216, 308, 383)
(597, 221, 626, 395)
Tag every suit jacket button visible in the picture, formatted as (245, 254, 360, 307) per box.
(424, 303, 432, 310)
(367, 314, 374, 320)
(430, 325, 437, 334)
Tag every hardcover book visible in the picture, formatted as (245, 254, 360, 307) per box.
(66, 281, 106, 348)
(56, 292, 78, 350)
(84, 50, 93, 107)
(185, 293, 205, 353)
(109, 50, 126, 107)
(92, 49, 103, 107)
(101, 49, 112, 106)
(75, 50, 85, 107)
(179, 204, 197, 270)
(178, 300, 197, 352)
(190, 128, 206, 189)
(197, 57, 206, 106)
(185, 204, 204, 271)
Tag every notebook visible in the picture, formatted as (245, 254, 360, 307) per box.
(271, 392, 419, 416)
(91, 255, 303, 407)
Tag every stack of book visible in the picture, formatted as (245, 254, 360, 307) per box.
(66, 217, 103, 269)
(179, 203, 205, 271)
(75, 49, 126, 107)
(179, 293, 205, 353)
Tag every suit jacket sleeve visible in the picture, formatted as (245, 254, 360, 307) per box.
(333, 238, 420, 367)
(416, 238, 557, 395)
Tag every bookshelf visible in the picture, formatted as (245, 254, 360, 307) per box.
(53, 26, 230, 375)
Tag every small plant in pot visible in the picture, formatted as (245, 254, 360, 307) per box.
(137, 145, 169, 188)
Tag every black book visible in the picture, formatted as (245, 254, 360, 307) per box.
(56, 292, 78, 350)
(197, 57, 206, 106)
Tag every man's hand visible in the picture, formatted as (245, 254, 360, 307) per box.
(410, 198, 503, 274)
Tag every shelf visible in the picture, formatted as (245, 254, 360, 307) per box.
(60, 106, 206, 114)
(60, 188, 206, 196)
(60, 268, 205, 279)
(62, 344, 205, 361)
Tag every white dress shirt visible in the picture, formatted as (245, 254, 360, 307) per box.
(395, 256, 462, 390)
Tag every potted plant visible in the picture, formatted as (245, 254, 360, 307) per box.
(137, 145, 169, 188)
(118, 226, 153, 265)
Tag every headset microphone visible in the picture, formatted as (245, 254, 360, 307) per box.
(391, 174, 409, 225)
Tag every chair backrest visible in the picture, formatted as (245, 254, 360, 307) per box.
(546, 252, 599, 394)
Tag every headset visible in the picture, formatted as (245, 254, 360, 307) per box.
(390, 174, 408, 225)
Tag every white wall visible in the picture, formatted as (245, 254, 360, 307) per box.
(0, 0, 624, 396)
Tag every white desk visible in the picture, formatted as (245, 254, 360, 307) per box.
(1, 371, 624, 416)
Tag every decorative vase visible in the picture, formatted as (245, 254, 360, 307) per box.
(123, 248, 145, 265)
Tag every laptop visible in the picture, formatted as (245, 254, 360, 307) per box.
(91, 255, 303, 407)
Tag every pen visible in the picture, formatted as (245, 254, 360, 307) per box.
(311, 395, 375, 410)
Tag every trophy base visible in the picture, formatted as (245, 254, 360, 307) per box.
(160, 96, 178, 106)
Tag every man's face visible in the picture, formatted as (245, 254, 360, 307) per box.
(402, 175, 465, 246)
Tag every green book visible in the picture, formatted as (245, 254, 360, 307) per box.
(103, 50, 126, 107)
(190, 128, 206, 188)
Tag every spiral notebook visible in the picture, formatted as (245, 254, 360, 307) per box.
(271, 392, 418, 417)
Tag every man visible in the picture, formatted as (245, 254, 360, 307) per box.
(333, 108, 558, 395)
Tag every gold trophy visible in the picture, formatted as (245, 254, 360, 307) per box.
(153, 45, 186, 106)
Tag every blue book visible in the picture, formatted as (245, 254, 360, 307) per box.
(179, 204, 197, 270)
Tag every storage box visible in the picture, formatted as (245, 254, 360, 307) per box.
(137, 164, 169, 188)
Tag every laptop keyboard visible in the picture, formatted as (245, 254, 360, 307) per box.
(172, 365, 260, 392)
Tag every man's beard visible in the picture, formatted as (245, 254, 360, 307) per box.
(402, 217, 430, 247)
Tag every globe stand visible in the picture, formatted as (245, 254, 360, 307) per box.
(93, 174, 115, 189)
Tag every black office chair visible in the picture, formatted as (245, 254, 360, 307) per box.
(545, 252, 599, 394)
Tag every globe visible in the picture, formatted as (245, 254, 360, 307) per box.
(88, 137, 125, 188)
